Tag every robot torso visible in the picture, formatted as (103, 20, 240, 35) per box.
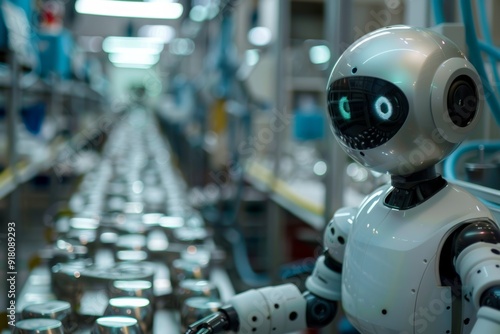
(341, 182, 495, 334)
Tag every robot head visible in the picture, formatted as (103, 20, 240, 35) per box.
(327, 25, 483, 176)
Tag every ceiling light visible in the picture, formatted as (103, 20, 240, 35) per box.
(138, 25, 175, 43)
(189, 5, 208, 22)
(309, 45, 331, 64)
(206, 4, 219, 19)
(102, 36, 164, 54)
(248, 26, 272, 46)
(313, 161, 327, 176)
(108, 53, 160, 68)
(245, 49, 259, 66)
(75, 0, 183, 19)
(169, 38, 195, 55)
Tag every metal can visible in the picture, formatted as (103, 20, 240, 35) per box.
(14, 318, 64, 334)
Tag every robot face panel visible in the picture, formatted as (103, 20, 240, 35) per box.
(327, 76, 409, 150)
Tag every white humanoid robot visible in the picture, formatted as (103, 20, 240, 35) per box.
(186, 26, 500, 334)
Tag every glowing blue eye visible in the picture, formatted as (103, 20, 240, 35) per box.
(374, 96, 393, 120)
(339, 96, 351, 120)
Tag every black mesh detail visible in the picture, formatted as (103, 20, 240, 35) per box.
(327, 76, 409, 150)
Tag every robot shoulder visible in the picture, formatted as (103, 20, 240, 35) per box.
(439, 219, 500, 288)
(453, 220, 500, 255)
(357, 184, 392, 212)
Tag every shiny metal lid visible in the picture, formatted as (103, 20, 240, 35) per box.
(180, 297, 223, 332)
(104, 297, 153, 333)
(171, 258, 210, 287)
(109, 280, 154, 302)
(22, 300, 71, 321)
(176, 279, 219, 309)
(92, 316, 142, 334)
(14, 319, 64, 334)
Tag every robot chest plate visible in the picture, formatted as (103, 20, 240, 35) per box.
(341, 190, 455, 333)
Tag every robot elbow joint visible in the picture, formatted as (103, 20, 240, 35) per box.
(480, 286, 500, 311)
(303, 292, 337, 328)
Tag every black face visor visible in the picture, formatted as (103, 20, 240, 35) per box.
(327, 76, 409, 150)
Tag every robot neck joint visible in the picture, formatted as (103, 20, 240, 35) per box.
(385, 168, 447, 210)
(390, 167, 438, 189)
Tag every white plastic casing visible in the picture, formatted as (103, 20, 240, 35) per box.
(305, 256, 342, 301)
(324, 207, 357, 262)
(227, 284, 306, 334)
(305, 207, 356, 301)
(470, 307, 500, 334)
(455, 242, 500, 309)
(341, 183, 495, 334)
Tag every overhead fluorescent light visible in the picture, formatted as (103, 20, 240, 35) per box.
(111, 63, 153, 69)
(102, 36, 164, 54)
(75, 0, 183, 19)
(108, 53, 160, 68)
(138, 25, 175, 44)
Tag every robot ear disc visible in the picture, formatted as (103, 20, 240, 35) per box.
(446, 75, 478, 128)
(431, 57, 483, 144)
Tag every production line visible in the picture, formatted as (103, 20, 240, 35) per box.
(2, 0, 500, 334)
(12, 24, 500, 334)
(10, 108, 234, 333)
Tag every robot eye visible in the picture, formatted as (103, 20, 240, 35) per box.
(339, 96, 352, 120)
(374, 96, 393, 120)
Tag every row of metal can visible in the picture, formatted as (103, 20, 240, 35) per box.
(14, 109, 229, 333)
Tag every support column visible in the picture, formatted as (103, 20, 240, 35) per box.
(323, 0, 352, 224)
(267, 0, 290, 284)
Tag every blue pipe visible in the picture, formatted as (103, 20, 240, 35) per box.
(460, 0, 500, 125)
(478, 41, 500, 61)
(434, 0, 500, 125)
(225, 228, 271, 286)
(432, 0, 446, 24)
(443, 140, 500, 179)
(477, 0, 500, 89)
(444, 140, 500, 209)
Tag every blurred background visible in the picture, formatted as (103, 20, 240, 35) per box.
(1, 0, 500, 333)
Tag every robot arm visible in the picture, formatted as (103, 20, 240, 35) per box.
(453, 221, 500, 333)
(185, 207, 357, 334)
(305, 207, 356, 300)
(186, 283, 331, 334)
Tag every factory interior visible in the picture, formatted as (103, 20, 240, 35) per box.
(1, 0, 500, 333)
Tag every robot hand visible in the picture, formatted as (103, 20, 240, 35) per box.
(185, 284, 337, 334)
(185, 309, 232, 334)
